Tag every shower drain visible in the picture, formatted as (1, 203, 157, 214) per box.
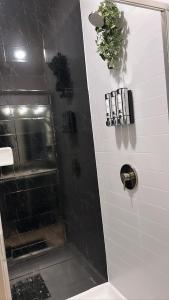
(11, 274, 51, 300)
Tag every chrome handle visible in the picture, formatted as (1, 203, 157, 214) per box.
(120, 165, 137, 190)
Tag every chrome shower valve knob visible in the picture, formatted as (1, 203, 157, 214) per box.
(120, 164, 138, 190)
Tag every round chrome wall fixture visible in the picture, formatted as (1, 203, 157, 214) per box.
(120, 164, 138, 190)
(88, 11, 104, 27)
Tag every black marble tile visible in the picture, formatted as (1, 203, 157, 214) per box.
(0, 120, 15, 135)
(0, 179, 18, 195)
(16, 172, 58, 191)
(0, 0, 30, 47)
(1, 165, 16, 179)
(1, 95, 51, 106)
(4, 182, 59, 234)
(0, 134, 16, 148)
(1, 74, 47, 90)
(6, 191, 27, 221)
(1, 21, 29, 49)
(22, 0, 43, 48)
(3, 46, 45, 76)
(0, 45, 5, 62)
(14, 110, 51, 125)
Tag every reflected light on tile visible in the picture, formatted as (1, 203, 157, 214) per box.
(43, 48, 47, 63)
(2, 107, 12, 116)
(14, 49, 27, 62)
(18, 106, 28, 115)
(33, 107, 46, 115)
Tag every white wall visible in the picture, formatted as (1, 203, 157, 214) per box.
(80, 1, 169, 299)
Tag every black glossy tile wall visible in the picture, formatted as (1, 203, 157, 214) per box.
(0, 0, 107, 280)
(43, 0, 107, 278)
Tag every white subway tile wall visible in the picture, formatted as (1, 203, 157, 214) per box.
(80, 0, 169, 299)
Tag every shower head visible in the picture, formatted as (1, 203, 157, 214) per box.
(88, 11, 104, 27)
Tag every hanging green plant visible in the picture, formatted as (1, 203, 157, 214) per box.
(95, 0, 123, 69)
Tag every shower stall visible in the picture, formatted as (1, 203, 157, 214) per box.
(2, 0, 169, 299)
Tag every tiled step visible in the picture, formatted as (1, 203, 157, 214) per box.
(68, 283, 127, 300)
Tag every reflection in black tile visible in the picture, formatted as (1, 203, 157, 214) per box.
(16, 171, 58, 191)
(0, 121, 15, 135)
(2, 75, 47, 91)
(18, 133, 49, 160)
(1, 165, 16, 179)
(0, 95, 50, 106)
(0, 135, 15, 148)
(13, 240, 48, 259)
(5, 184, 59, 233)
(5, 46, 28, 63)
(0, 102, 59, 239)
(0, 104, 57, 178)
(0, 46, 5, 62)
(0, 179, 18, 195)
(6, 192, 28, 221)
(14, 105, 51, 120)
(0, 0, 30, 48)
(15, 119, 52, 137)
(22, 0, 43, 47)
(0, 106, 13, 120)
(4, 46, 45, 76)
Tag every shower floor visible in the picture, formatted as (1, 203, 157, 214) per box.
(9, 244, 105, 300)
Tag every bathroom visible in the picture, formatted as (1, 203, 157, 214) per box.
(1, 0, 169, 299)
